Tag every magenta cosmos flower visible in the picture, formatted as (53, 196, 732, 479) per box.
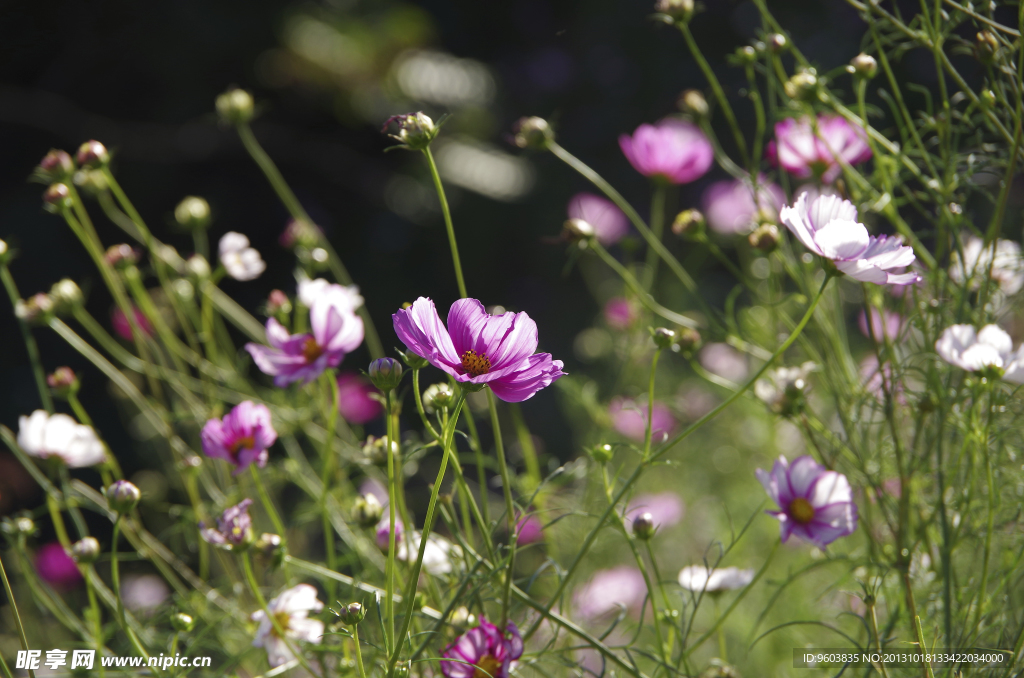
(201, 401, 277, 473)
(441, 617, 523, 678)
(771, 115, 871, 183)
(393, 298, 565, 403)
(111, 306, 154, 341)
(246, 284, 364, 386)
(756, 456, 858, 549)
(604, 297, 639, 330)
(336, 372, 383, 424)
(780, 193, 920, 285)
(35, 542, 82, 590)
(609, 398, 677, 443)
(619, 119, 713, 184)
(567, 192, 629, 245)
(702, 176, 785, 235)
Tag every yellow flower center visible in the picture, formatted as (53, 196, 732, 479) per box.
(302, 337, 323, 363)
(270, 611, 291, 638)
(788, 497, 815, 524)
(473, 655, 502, 678)
(228, 435, 256, 463)
(461, 350, 491, 377)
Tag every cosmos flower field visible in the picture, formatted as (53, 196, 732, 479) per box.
(1, 1, 1023, 677)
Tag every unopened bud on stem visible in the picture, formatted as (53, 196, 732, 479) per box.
(654, 0, 694, 22)
(677, 90, 708, 117)
(216, 88, 255, 125)
(76, 141, 109, 168)
(848, 53, 878, 79)
(512, 117, 554, 150)
(368, 357, 403, 392)
(175, 196, 211, 231)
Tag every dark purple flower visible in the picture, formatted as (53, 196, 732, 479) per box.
(336, 373, 383, 424)
(619, 119, 713, 184)
(202, 401, 277, 473)
(441, 617, 523, 678)
(609, 398, 677, 443)
(246, 284, 364, 387)
(393, 298, 565, 403)
(567, 193, 629, 245)
(201, 499, 254, 548)
(756, 456, 858, 549)
(35, 542, 82, 590)
(701, 177, 785, 235)
(771, 115, 871, 183)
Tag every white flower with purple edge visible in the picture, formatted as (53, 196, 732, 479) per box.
(756, 455, 858, 549)
(935, 324, 1024, 382)
(251, 584, 325, 667)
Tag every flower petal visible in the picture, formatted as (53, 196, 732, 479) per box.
(487, 354, 565, 402)
(812, 219, 869, 260)
(393, 297, 461, 372)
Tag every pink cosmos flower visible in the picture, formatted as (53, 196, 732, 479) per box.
(441, 617, 523, 678)
(200, 499, 254, 548)
(859, 355, 904, 403)
(935, 324, 1024, 381)
(201, 401, 277, 473)
(779, 193, 920, 285)
(702, 177, 785, 235)
(572, 566, 647, 619)
(336, 372, 383, 424)
(858, 308, 904, 343)
(393, 298, 565, 403)
(246, 284, 365, 387)
(567, 193, 629, 245)
(625, 492, 684, 528)
(603, 297, 639, 330)
(35, 542, 82, 590)
(515, 512, 544, 545)
(111, 306, 154, 341)
(619, 119, 713, 184)
(609, 398, 677, 443)
(756, 456, 858, 549)
(771, 115, 871, 183)
(376, 517, 403, 551)
(699, 343, 749, 382)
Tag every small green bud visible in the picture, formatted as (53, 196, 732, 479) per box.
(76, 141, 109, 168)
(677, 327, 702, 352)
(105, 244, 139, 269)
(37, 150, 75, 183)
(512, 117, 554, 150)
(767, 34, 787, 53)
(632, 512, 656, 540)
(748, 223, 780, 252)
(352, 494, 384, 528)
(672, 209, 705, 237)
(43, 183, 72, 213)
(734, 45, 758, 66)
(784, 70, 818, 100)
(368, 357, 404, 392)
(848, 53, 877, 79)
(981, 89, 997, 107)
(186, 254, 211, 279)
(338, 602, 365, 625)
(105, 480, 141, 514)
(15, 293, 54, 325)
(47, 367, 80, 399)
(216, 88, 255, 125)
(50, 279, 83, 310)
(394, 661, 411, 678)
(976, 30, 999, 65)
(399, 348, 430, 370)
(651, 327, 677, 351)
(423, 382, 455, 414)
(677, 89, 708, 117)
(382, 112, 439, 151)
(563, 218, 595, 243)
(174, 196, 211, 231)
(654, 0, 694, 22)
(254, 532, 285, 568)
(71, 537, 101, 564)
(171, 612, 195, 633)
(590, 443, 614, 464)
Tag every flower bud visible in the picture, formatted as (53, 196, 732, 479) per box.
(512, 117, 554, 150)
(50, 279, 83, 309)
(397, 348, 429, 370)
(677, 89, 708, 117)
(848, 53, 878, 79)
(47, 367, 79, 398)
(632, 512, 656, 540)
(981, 89, 997, 107)
(368, 357, 404, 392)
(0, 240, 7, 261)
(677, 327, 702, 352)
(352, 493, 384, 528)
(654, 0, 694, 22)
(363, 436, 399, 467)
(748, 223, 780, 252)
(733, 45, 757, 66)
(74, 169, 107, 195)
(37, 150, 75, 183)
(651, 327, 677, 350)
(562, 218, 595, 243)
(976, 31, 999, 64)
(105, 244, 139, 269)
(76, 141, 109, 168)
(15, 293, 54, 324)
(672, 209, 705, 237)
(382, 112, 439, 151)
(394, 661, 411, 678)
(423, 383, 455, 414)
(450, 606, 477, 630)
(43, 183, 72, 213)
(338, 602, 366, 625)
(71, 537, 101, 564)
(784, 70, 818, 100)
(254, 532, 286, 568)
(185, 254, 211, 279)
(105, 480, 141, 514)
(1, 515, 36, 536)
(266, 289, 291, 317)
(174, 196, 211, 231)
(171, 612, 195, 633)
(767, 33, 787, 53)
(216, 88, 255, 125)
(279, 219, 322, 249)
(590, 443, 614, 464)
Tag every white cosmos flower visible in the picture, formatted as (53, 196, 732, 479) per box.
(779, 193, 920, 285)
(678, 565, 755, 592)
(950, 236, 1024, 295)
(17, 410, 105, 467)
(396, 532, 458, 576)
(296, 274, 363, 312)
(935, 324, 1024, 382)
(219, 232, 266, 281)
(251, 584, 325, 667)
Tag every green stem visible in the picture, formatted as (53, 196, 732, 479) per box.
(84, 567, 107, 678)
(488, 390, 516, 629)
(423, 147, 468, 299)
(0, 551, 35, 678)
(385, 390, 398, 653)
(250, 465, 288, 546)
(110, 519, 151, 662)
(320, 373, 341, 604)
(352, 624, 367, 678)
(643, 348, 663, 462)
(0, 264, 52, 412)
(643, 182, 667, 291)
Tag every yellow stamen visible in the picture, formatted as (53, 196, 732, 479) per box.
(460, 350, 491, 377)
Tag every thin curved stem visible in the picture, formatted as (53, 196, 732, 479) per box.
(424, 147, 468, 299)
(487, 390, 516, 628)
